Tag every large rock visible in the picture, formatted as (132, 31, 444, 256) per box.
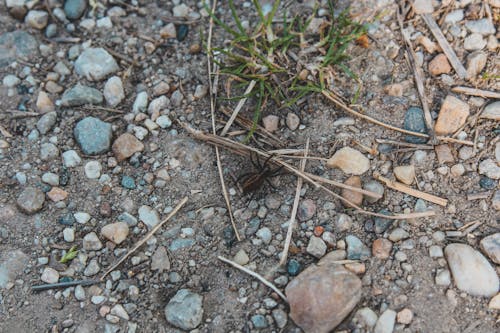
(0, 30, 38, 68)
(74, 117, 112, 155)
(74, 48, 119, 81)
(327, 147, 370, 175)
(165, 289, 203, 330)
(285, 261, 361, 333)
(445, 243, 499, 297)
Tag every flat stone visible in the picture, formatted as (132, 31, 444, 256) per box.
(306, 236, 327, 258)
(404, 107, 428, 144)
(165, 289, 203, 330)
(435, 144, 454, 164)
(262, 115, 279, 132)
(435, 269, 451, 286)
(61, 84, 103, 107)
(481, 101, 500, 121)
(394, 165, 415, 185)
(74, 117, 112, 155)
(372, 238, 392, 259)
(138, 205, 160, 229)
(297, 199, 316, 221)
(341, 176, 363, 207)
(451, 164, 465, 177)
(74, 48, 119, 81)
(233, 249, 250, 266)
(169, 238, 195, 251)
(37, 111, 57, 135)
(327, 147, 370, 175)
(428, 54, 451, 75)
(286, 262, 361, 333)
(364, 180, 384, 204)
(444, 9, 464, 24)
(17, 187, 45, 214)
(150, 245, 171, 272)
(434, 96, 470, 135)
(83, 232, 103, 251)
(41, 267, 59, 284)
(0, 30, 38, 68)
(465, 19, 496, 35)
(334, 213, 352, 232)
(374, 309, 396, 333)
(47, 187, 68, 202)
(480, 233, 500, 264)
(466, 51, 487, 78)
(101, 222, 129, 244)
(62, 150, 81, 167)
(388, 228, 410, 242)
(346, 235, 371, 260)
(110, 304, 129, 321)
(445, 243, 499, 297)
(112, 133, 144, 162)
(478, 159, 500, 179)
(104, 76, 124, 107)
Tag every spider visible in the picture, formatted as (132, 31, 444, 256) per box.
(237, 153, 284, 194)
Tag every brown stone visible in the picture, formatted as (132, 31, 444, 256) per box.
(47, 187, 68, 202)
(344, 262, 366, 275)
(100, 202, 112, 217)
(394, 165, 415, 185)
(372, 238, 392, 259)
(112, 133, 144, 161)
(341, 176, 363, 207)
(434, 96, 470, 135)
(262, 115, 279, 132)
(36, 91, 55, 113)
(435, 144, 455, 164)
(286, 263, 361, 333)
(101, 222, 129, 245)
(428, 54, 452, 75)
(384, 83, 403, 97)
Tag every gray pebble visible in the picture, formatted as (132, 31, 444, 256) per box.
(74, 117, 112, 155)
(36, 111, 57, 134)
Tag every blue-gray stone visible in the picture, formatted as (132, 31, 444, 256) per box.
(59, 212, 75, 226)
(245, 217, 261, 236)
(64, 0, 87, 20)
(176, 24, 189, 42)
(165, 289, 203, 330)
(0, 30, 38, 68)
(374, 209, 394, 234)
(479, 177, 496, 190)
(251, 314, 268, 329)
(169, 238, 195, 251)
(61, 84, 103, 107)
(74, 117, 112, 155)
(45, 24, 58, 38)
(404, 106, 428, 144)
(121, 176, 136, 189)
(346, 235, 371, 260)
(118, 212, 138, 226)
(74, 48, 119, 81)
(287, 259, 301, 276)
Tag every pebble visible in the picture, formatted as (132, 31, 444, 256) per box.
(148, 96, 168, 115)
(75, 48, 119, 81)
(458, 146, 475, 161)
(132, 91, 148, 113)
(489, 294, 500, 310)
(374, 209, 393, 234)
(251, 314, 268, 329)
(256, 227, 272, 244)
(40, 142, 59, 160)
(62, 150, 82, 167)
(151, 246, 171, 271)
(91, 295, 106, 305)
(165, 289, 203, 330)
(97, 17, 113, 29)
(306, 236, 327, 258)
(341, 176, 363, 207)
(466, 51, 487, 78)
(104, 76, 125, 107)
(429, 245, 444, 258)
(262, 115, 279, 132)
(42, 172, 59, 186)
(101, 222, 129, 244)
(64, 0, 87, 19)
(287, 259, 301, 276)
(354, 307, 378, 329)
(435, 269, 451, 286)
(393, 165, 415, 185)
(36, 91, 54, 113)
(481, 101, 500, 121)
(465, 19, 496, 35)
(445, 243, 499, 297)
(272, 309, 288, 328)
(428, 53, 451, 75)
(396, 308, 413, 325)
(444, 9, 464, 24)
(112, 133, 144, 162)
(434, 96, 470, 135)
(286, 262, 361, 333)
(193, 85, 207, 99)
(58, 213, 75, 226)
(364, 180, 384, 203)
(463, 33, 486, 51)
(435, 144, 454, 164)
(479, 177, 496, 190)
(17, 187, 45, 214)
(25, 10, 49, 29)
(61, 84, 103, 106)
(3, 74, 20, 87)
(63, 227, 75, 242)
(478, 159, 500, 179)
(170, 90, 184, 106)
(0, 30, 38, 68)
(47, 187, 68, 202)
(335, 213, 352, 232)
(404, 106, 428, 144)
(138, 205, 160, 229)
(480, 233, 500, 264)
(327, 147, 370, 175)
(233, 249, 249, 266)
(37, 111, 57, 135)
(412, 0, 433, 14)
(110, 304, 129, 321)
(74, 285, 85, 301)
(346, 235, 371, 260)
(372, 238, 392, 259)
(84, 161, 102, 179)
(74, 117, 112, 155)
(297, 199, 316, 221)
(388, 228, 409, 242)
(156, 115, 172, 129)
(84, 259, 100, 276)
(286, 113, 300, 130)
(83, 232, 103, 251)
(374, 309, 396, 333)
(41, 267, 59, 284)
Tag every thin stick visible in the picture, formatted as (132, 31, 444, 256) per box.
(220, 80, 257, 136)
(218, 256, 287, 303)
(32, 279, 99, 292)
(280, 138, 309, 266)
(421, 14, 468, 79)
(100, 196, 188, 280)
(80, 105, 125, 114)
(375, 138, 434, 149)
(376, 174, 448, 206)
(451, 86, 500, 99)
(466, 192, 490, 201)
(206, 0, 241, 241)
(305, 172, 383, 199)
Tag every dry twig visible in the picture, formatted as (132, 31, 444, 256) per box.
(451, 86, 500, 99)
(220, 80, 257, 136)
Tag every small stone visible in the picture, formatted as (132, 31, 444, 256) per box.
(193, 85, 207, 99)
(372, 238, 392, 259)
(110, 304, 129, 321)
(429, 245, 444, 258)
(297, 199, 316, 221)
(3, 74, 20, 87)
(384, 83, 403, 97)
(74, 117, 112, 155)
(101, 222, 129, 244)
(36, 91, 54, 113)
(327, 147, 370, 175)
(394, 165, 415, 185)
(480, 233, 500, 264)
(306, 236, 327, 258)
(272, 309, 288, 329)
(84, 161, 102, 179)
(444, 9, 464, 24)
(256, 227, 272, 244)
(435, 269, 451, 286)
(364, 180, 384, 203)
(91, 295, 106, 305)
(450, 164, 465, 177)
(481, 101, 500, 121)
(286, 113, 300, 130)
(58, 212, 75, 226)
(165, 289, 203, 330)
(64, 0, 87, 20)
(96, 17, 113, 29)
(489, 294, 500, 310)
(169, 238, 195, 251)
(464, 33, 486, 51)
(17, 187, 45, 214)
(83, 232, 103, 251)
(287, 259, 301, 276)
(84, 259, 100, 276)
(428, 54, 451, 75)
(396, 308, 413, 325)
(25, 10, 49, 29)
(354, 307, 378, 329)
(435, 144, 454, 164)
(61, 84, 103, 106)
(286, 262, 361, 333)
(62, 150, 81, 167)
(75, 285, 85, 301)
(120, 176, 135, 190)
(151, 246, 171, 271)
(41, 267, 59, 283)
(74, 212, 90, 224)
(479, 159, 500, 180)
(251, 314, 268, 329)
(417, 36, 438, 53)
(466, 51, 487, 78)
(156, 115, 172, 129)
(404, 106, 428, 144)
(170, 90, 184, 106)
(132, 91, 148, 114)
(40, 143, 59, 160)
(412, 0, 433, 14)
(63, 228, 75, 242)
(445, 243, 499, 297)
(112, 133, 144, 162)
(335, 213, 352, 232)
(479, 177, 496, 190)
(388, 228, 409, 242)
(346, 235, 370, 260)
(434, 96, 470, 135)
(262, 115, 279, 132)
(465, 19, 496, 35)
(233, 249, 249, 266)
(37, 111, 57, 134)
(138, 205, 160, 229)
(341, 176, 363, 207)
(103, 76, 125, 107)
(42, 172, 59, 186)
(374, 309, 396, 333)
(374, 209, 393, 234)
(74, 47, 119, 81)
(47, 187, 68, 202)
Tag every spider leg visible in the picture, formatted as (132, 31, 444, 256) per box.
(250, 152, 261, 170)
(269, 165, 285, 177)
(265, 178, 277, 190)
